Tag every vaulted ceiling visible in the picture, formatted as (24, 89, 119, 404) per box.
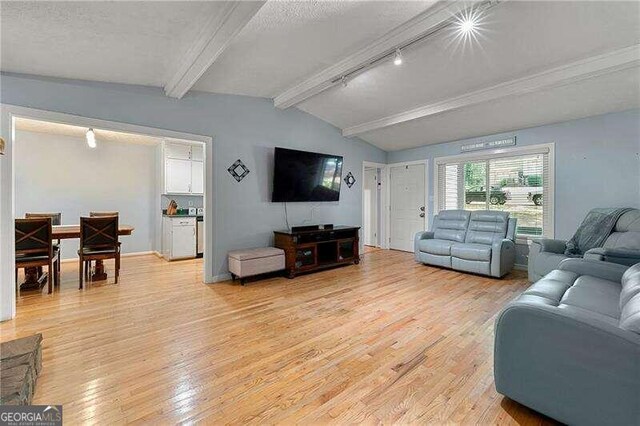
(2, 1, 639, 151)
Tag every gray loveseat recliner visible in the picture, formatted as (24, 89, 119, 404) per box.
(495, 260, 640, 426)
(528, 209, 640, 282)
(414, 210, 517, 278)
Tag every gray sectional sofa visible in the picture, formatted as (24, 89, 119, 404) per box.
(414, 210, 517, 278)
(528, 208, 640, 282)
(495, 260, 640, 426)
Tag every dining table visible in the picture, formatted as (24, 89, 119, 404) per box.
(20, 224, 135, 290)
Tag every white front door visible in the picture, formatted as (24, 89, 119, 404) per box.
(390, 163, 426, 252)
(363, 168, 378, 246)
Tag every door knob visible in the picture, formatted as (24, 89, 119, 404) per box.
(419, 206, 425, 211)
(419, 213, 425, 218)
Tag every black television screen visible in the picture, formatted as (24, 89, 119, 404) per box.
(272, 147, 343, 202)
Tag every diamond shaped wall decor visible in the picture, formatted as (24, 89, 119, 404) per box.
(227, 159, 250, 182)
(344, 171, 356, 188)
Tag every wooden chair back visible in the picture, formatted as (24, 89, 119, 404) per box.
(25, 212, 61, 226)
(89, 211, 119, 218)
(15, 218, 53, 257)
(80, 216, 119, 252)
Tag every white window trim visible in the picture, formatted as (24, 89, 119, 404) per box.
(433, 143, 555, 244)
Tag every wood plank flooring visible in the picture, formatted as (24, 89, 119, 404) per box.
(1, 251, 555, 424)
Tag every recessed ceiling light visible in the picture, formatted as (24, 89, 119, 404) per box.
(393, 48, 403, 66)
(86, 128, 97, 148)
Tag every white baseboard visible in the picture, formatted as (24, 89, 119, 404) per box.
(60, 251, 157, 263)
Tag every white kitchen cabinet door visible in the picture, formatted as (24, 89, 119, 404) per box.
(165, 158, 192, 194)
(171, 223, 196, 259)
(165, 142, 192, 160)
(191, 161, 204, 194)
(191, 144, 204, 161)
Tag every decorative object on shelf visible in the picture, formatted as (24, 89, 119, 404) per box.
(0, 137, 5, 155)
(166, 199, 178, 216)
(227, 159, 250, 182)
(344, 171, 356, 188)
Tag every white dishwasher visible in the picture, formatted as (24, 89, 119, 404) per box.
(163, 217, 196, 260)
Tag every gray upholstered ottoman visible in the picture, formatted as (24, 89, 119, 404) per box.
(228, 247, 285, 284)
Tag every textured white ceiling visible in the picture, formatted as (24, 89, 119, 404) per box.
(357, 67, 640, 151)
(297, 1, 640, 130)
(192, 0, 435, 98)
(0, 1, 226, 86)
(15, 118, 163, 146)
(2, 1, 639, 152)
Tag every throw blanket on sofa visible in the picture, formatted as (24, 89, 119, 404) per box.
(565, 208, 632, 256)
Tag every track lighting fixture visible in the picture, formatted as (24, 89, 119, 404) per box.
(341, 76, 347, 87)
(86, 128, 97, 148)
(393, 48, 403, 66)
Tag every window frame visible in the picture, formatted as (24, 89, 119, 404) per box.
(433, 143, 555, 243)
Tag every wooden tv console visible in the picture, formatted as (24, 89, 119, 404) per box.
(274, 226, 360, 278)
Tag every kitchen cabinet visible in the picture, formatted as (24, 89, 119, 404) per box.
(163, 141, 204, 195)
(165, 158, 192, 194)
(190, 161, 204, 194)
(162, 216, 196, 260)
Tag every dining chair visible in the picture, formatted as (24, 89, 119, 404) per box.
(85, 212, 120, 278)
(78, 216, 120, 288)
(25, 212, 62, 279)
(15, 218, 60, 294)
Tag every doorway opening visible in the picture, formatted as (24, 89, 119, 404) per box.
(362, 161, 386, 257)
(1, 105, 213, 319)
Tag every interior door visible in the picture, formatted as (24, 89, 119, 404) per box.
(363, 168, 378, 246)
(390, 163, 426, 252)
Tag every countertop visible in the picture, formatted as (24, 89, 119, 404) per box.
(163, 214, 203, 218)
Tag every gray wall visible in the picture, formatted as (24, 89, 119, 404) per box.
(387, 109, 640, 265)
(2, 73, 386, 278)
(15, 130, 158, 260)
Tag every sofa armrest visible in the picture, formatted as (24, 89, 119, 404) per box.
(495, 302, 640, 426)
(491, 239, 515, 277)
(531, 238, 567, 254)
(584, 248, 640, 266)
(558, 258, 629, 282)
(414, 231, 434, 261)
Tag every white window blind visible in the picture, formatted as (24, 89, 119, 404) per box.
(435, 145, 553, 239)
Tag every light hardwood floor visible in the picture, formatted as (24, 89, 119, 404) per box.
(2, 251, 555, 424)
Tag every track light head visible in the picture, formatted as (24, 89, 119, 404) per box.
(86, 128, 97, 148)
(393, 48, 403, 66)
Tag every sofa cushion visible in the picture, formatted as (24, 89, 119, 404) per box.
(433, 210, 470, 243)
(418, 239, 453, 256)
(604, 209, 640, 250)
(451, 242, 492, 261)
(451, 257, 491, 275)
(620, 263, 640, 308)
(419, 252, 451, 269)
(465, 211, 509, 245)
(522, 278, 573, 303)
(572, 275, 622, 298)
(560, 278, 621, 319)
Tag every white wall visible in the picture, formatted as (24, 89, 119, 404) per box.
(15, 130, 158, 260)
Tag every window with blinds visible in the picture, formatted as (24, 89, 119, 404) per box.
(435, 145, 553, 239)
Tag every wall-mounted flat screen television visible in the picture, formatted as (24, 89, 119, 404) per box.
(272, 147, 343, 202)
